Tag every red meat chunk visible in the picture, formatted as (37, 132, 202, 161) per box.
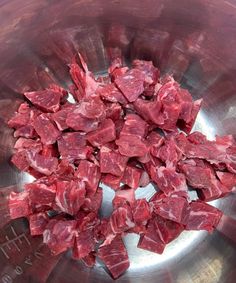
(115, 69, 145, 102)
(112, 187, 135, 208)
(138, 218, 166, 254)
(97, 83, 127, 105)
(51, 104, 74, 131)
(216, 171, 236, 190)
(14, 125, 37, 138)
(75, 160, 101, 196)
(105, 103, 123, 121)
(57, 132, 92, 162)
(8, 104, 30, 129)
(110, 205, 134, 234)
(101, 174, 122, 190)
(14, 138, 42, 152)
(131, 199, 151, 224)
(43, 219, 76, 255)
(24, 90, 61, 113)
(81, 188, 103, 212)
(87, 119, 116, 147)
(26, 151, 58, 176)
(33, 114, 61, 145)
(97, 237, 130, 279)
(29, 212, 49, 236)
(185, 201, 223, 232)
(9, 191, 32, 219)
(100, 146, 128, 176)
(121, 165, 142, 189)
(116, 135, 148, 157)
(76, 97, 105, 120)
(54, 180, 86, 215)
(25, 182, 56, 206)
(73, 229, 96, 259)
(120, 114, 148, 138)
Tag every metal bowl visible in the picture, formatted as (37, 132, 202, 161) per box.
(0, 1, 236, 282)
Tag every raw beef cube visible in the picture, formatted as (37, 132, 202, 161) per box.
(155, 166, 189, 198)
(55, 180, 86, 215)
(43, 219, 76, 255)
(75, 160, 101, 196)
(111, 66, 129, 80)
(81, 188, 103, 212)
(56, 159, 75, 178)
(177, 89, 193, 122)
(143, 156, 162, 184)
(115, 69, 145, 102)
(146, 131, 164, 157)
(29, 212, 49, 236)
(132, 59, 159, 86)
(216, 171, 236, 190)
(9, 191, 32, 219)
(11, 150, 29, 171)
(25, 182, 56, 206)
(100, 146, 128, 176)
(97, 83, 127, 105)
(24, 90, 61, 113)
(110, 205, 134, 234)
(41, 144, 58, 158)
(26, 151, 58, 176)
(116, 135, 148, 157)
(185, 201, 223, 232)
(87, 119, 116, 147)
(134, 97, 162, 125)
(66, 108, 99, 132)
(97, 237, 130, 279)
(197, 182, 230, 202)
(153, 215, 184, 244)
(120, 114, 148, 138)
(112, 187, 135, 208)
(139, 170, 150, 187)
(76, 211, 99, 232)
(14, 125, 37, 138)
(33, 114, 61, 145)
(48, 84, 68, 99)
(156, 139, 182, 168)
(101, 174, 122, 190)
(51, 105, 74, 131)
(105, 103, 123, 121)
(152, 196, 189, 224)
(121, 165, 142, 189)
(81, 252, 96, 268)
(131, 199, 151, 224)
(73, 229, 95, 259)
(14, 138, 42, 152)
(58, 132, 92, 162)
(159, 103, 182, 131)
(8, 109, 30, 129)
(138, 218, 166, 254)
(76, 97, 105, 120)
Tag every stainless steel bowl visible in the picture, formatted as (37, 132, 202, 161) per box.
(0, 1, 236, 282)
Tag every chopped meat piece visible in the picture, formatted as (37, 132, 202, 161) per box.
(216, 171, 236, 190)
(54, 180, 86, 215)
(146, 131, 164, 157)
(9, 191, 32, 219)
(138, 218, 166, 254)
(75, 160, 101, 196)
(116, 135, 148, 157)
(131, 199, 151, 224)
(11, 151, 29, 171)
(26, 151, 58, 176)
(43, 219, 76, 255)
(29, 212, 49, 236)
(73, 229, 96, 259)
(97, 83, 128, 105)
(110, 205, 134, 234)
(100, 146, 128, 176)
(185, 201, 223, 232)
(132, 59, 159, 86)
(112, 187, 135, 208)
(51, 104, 74, 131)
(41, 144, 58, 158)
(8, 106, 30, 129)
(33, 114, 61, 145)
(97, 237, 130, 279)
(121, 165, 142, 189)
(58, 132, 92, 162)
(151, 196, 189, 224)
(14, 138, 42, 152)
(14, 125, 37, 138)
(120, 114, 147, 138)
(105, 103, 123, 121)
(24, 90, 61, 113)
(25, 182, 56, 206)
(81, 252, 96, 268)
(87, 119, 116, 147)
(115, 69, 145, 102)
(101, 174, 122, 190)
(76, 97, 105, 120)
(139, 170, 150, 187)
(56, 160, 75, 178)
(81, 188, 103, 212)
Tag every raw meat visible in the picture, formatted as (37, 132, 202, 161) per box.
(8, 55, 233, 280)
(97, 237, 130, 279)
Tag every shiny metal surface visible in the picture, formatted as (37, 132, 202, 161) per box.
(0, 1, 236, 282)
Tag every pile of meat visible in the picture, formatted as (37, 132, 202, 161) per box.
(7, 54, 236, 279)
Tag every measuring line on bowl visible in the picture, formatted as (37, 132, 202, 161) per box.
(0, 226, 30, 260)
